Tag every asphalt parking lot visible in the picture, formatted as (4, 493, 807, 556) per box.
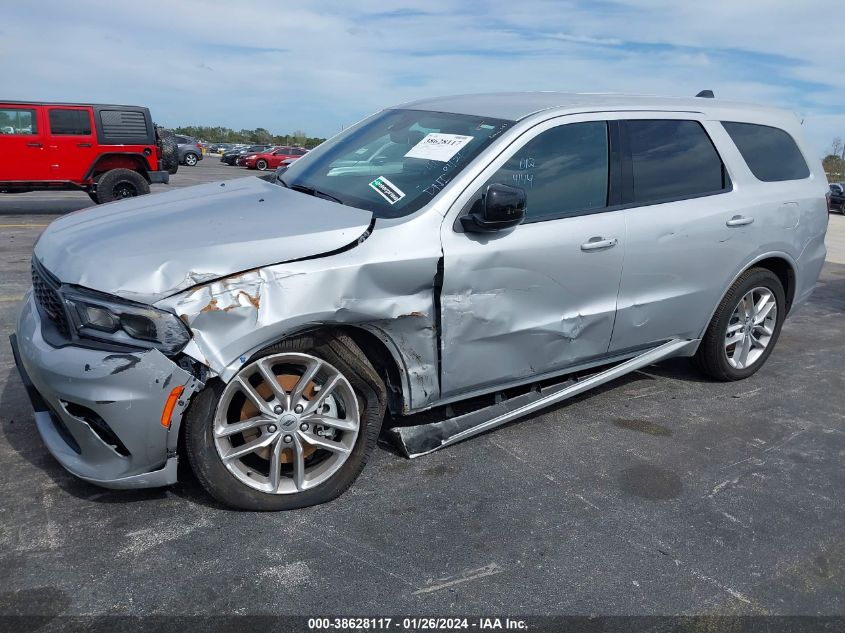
(1, 159, 843, 619)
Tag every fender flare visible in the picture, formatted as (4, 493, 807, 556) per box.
(84, 152, 152, 182)
(697, 250, 798, 341)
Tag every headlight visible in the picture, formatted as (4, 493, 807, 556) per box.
(60, 288, 191, 355)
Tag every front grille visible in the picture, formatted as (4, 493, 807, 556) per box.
(31, 259, 70, 337)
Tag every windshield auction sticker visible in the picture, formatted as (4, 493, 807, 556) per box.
(369, 176, 406, 204)
(404, 133, 474, 162)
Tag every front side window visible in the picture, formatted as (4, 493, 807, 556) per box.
(0, 108, 37, 135)
(722, 121, 810, 182)
(48, 108, 92, 135)
(628, 119, 728, 205)
(281, 109, 514, 218)
(484, 121, 609, 220)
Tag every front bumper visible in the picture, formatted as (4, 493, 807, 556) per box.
(11, 293, 198, 489)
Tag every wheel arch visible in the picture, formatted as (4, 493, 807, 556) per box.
(698, 251, 797, 340)
(276, 325, 408, 415)
(85, 153, 152, 182)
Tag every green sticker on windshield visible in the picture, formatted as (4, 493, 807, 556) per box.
(369, 176, 406, 205)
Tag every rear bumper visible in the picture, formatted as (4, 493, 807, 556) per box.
(148, 170, 170, 185)
(11, 293, 198, 489)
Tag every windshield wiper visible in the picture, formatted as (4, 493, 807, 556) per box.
(289, 183, 343, 205)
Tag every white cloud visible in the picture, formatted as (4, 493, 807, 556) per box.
(1, 0, 841, 153)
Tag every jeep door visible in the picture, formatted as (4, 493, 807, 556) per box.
(44, 107, 97, 182)
(438, 117, 626, 398)
(607, 116, 740, 353)
(0, 104, 47, 181)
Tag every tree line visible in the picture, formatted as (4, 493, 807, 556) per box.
(171, 125, 326, 148)
(824, 137, 845, 182)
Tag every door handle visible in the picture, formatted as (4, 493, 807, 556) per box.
(580, 237, 618, 251)
(76, 143, 91, 148)
(726, 215, 754, 227)
(26, 142, 42, 148)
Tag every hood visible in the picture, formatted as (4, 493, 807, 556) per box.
(35, 177, 373, 303)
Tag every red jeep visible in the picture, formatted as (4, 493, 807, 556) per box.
(0, 101, 177, 203)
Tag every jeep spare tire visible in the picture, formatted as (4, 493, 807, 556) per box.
(95, 169, 150, 204)
(155, 126, 179, 175)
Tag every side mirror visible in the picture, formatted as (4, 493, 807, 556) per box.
(461, 183, 526, 233)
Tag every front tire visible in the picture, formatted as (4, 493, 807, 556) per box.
(256, 159, 268, 171)
(694, 267, 785, 381)
(95, 169, 150, 203)
(184, 332, 386, 511)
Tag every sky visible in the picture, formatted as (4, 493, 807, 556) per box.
(2, 0, 842, 156)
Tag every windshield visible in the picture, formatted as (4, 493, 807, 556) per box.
(281, 109, 513, 218)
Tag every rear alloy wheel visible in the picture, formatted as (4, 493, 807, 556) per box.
(185, 334, 385, 510)
(256, 159, 268, 171)
(184, 152, 199, 166)
(95, 168, 150, 204)
(694, 267, 785, 381)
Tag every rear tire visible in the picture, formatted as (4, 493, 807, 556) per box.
(694, 267, 785, 381)
(184, 332, 386, 511)
(183, 152, 199, 166)
(95, 169, 150, 203)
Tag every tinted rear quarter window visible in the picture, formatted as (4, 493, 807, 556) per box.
(627, 120, 728, 205)
(98, 109, 151, 144)
(722, 121, 810, 182)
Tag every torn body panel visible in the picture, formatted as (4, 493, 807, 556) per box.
(157, 214, 445, 412)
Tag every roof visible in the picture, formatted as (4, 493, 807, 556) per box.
(0, 100, 149, 111)
(394, 92, 784, 122)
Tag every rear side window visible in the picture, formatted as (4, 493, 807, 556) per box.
(627, 120, 728, 205)
(49, 109, 91, 135)
(0, 108, 37, 135)
(487, 121, 609, 221)
(722, 122, 810, 182)
(98, 109, 151, 144)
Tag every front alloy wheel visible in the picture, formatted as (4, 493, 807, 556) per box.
(213, 353, 359, 494)
(184, 333, 386, 511)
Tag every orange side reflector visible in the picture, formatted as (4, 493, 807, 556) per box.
(161, 385, 184, 428)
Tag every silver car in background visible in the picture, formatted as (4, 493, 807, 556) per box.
(12, 92, 828, 510)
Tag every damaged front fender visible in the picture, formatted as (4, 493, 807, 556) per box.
(156, 214, 446, 412)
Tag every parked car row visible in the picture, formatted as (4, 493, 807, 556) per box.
(221, 144, 308, 169)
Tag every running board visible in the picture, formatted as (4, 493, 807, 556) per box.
(386, 339, 693, 458)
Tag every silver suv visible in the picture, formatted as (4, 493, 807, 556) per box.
(12, 92, 828, 510)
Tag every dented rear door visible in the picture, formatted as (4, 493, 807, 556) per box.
(438, 118, 625, 398)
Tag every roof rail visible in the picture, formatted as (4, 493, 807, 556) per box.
(695, 90, 715, 99)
